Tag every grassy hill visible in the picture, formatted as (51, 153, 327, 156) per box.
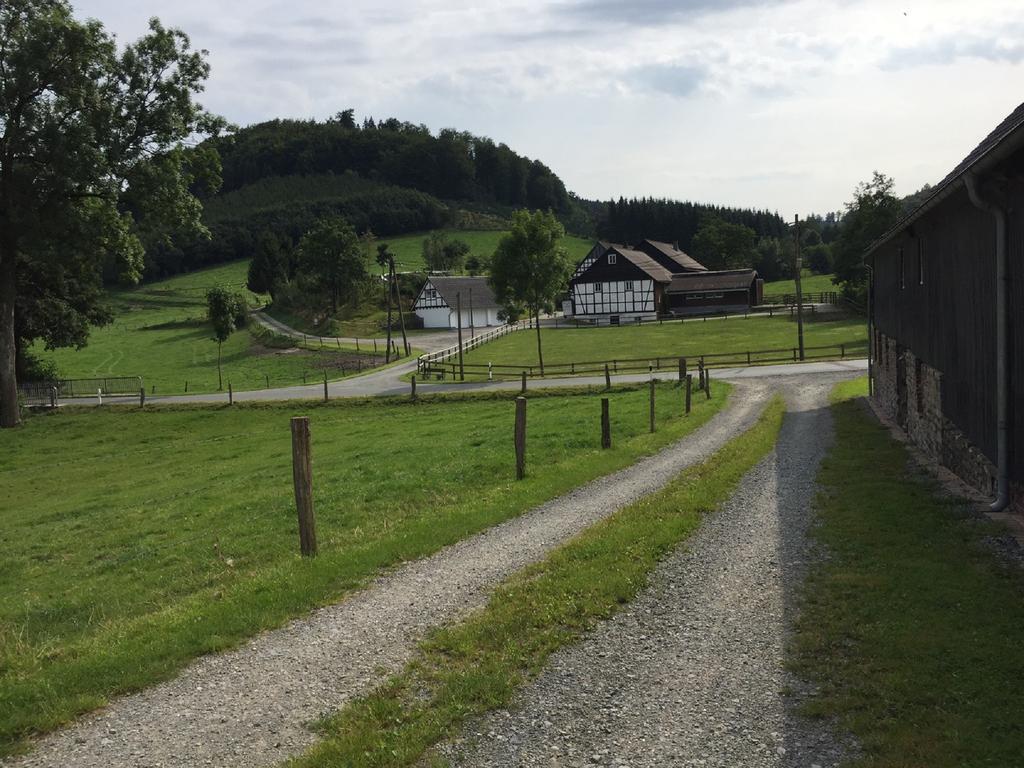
(763, 271, 837, 297)
(383, 229, 595, 272)
(33, 261, 387, 395)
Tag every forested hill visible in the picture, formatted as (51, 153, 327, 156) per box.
(203, 114, 572, 212)
(141, 113, 582, 279)
(598, 197, 788, 251)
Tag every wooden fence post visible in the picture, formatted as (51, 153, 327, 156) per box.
(411, 375, 417, 400)
(678, 357, 687, 384)
(604, 363, 611, 390)
(705, 370, 711, 400)
(50, 386, 57, 409)
(185, 381, 188, 393)
(228, 382, 233, 405)
(323, 372, 329, 402)
(514, 397, 527, 480)
(521, 370, 527, 394)
(649, 379, 656, 433)
(290, 416, 318, 557)
(601, 397, 611, 449)
(698, 360, 705, 390)
(139, 387, 145, 407)
(685, 374, 692, 414)
(265, 374, 270, 388)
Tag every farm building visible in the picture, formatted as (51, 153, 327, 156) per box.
(566, 240, 760, 323)
(413, 276, 503, 329)
(665, 269, 762, 315)
(867, 100, 1024, 512)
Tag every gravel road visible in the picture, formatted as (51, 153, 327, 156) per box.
(6, 381, 775, 768)
(441, 377, 855, 768)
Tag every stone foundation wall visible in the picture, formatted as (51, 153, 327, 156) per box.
(872, 331, 998, 498)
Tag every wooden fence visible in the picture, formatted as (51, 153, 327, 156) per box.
(416, 319, 531, 375)
(420, 341, 869, 381)
(760, 290, 839, 306)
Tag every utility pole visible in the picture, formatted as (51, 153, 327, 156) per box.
(384, 259, 394, 364)
(469, 287, 475, 339)
(793, 214, 806, 361)
(389, 256, 410, 357)
(456, 291, 465, 381)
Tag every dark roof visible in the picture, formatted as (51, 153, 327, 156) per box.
(637, 239, 708, 273)
(867, 100, 1024, 258)
(423, 276, 500, 309)
(667, 269, 757, 293)
(610, 246, 675, 283)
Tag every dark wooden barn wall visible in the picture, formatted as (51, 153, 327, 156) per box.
(872, 175, 1023, 480)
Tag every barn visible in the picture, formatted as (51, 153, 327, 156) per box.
(566, 241, 675, 324)
(566, 240, 761, 323)
(867, 100, 1024, 512)
(665, 269, 762, 315)
(413, 276, 502, 329)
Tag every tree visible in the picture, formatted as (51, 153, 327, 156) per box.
(206, 287, 244, 390)
(0, 2, 222, 426)
(442, 239, 470, 272)
(832, 172, 901, 300)
(295, 217, 367, 314)
(804, 243, 832, 274)
(489, 210, 573, 374)
(422, 231, 449, 272)
(690, 217, 757, 270)
(247, 231, 289, 300)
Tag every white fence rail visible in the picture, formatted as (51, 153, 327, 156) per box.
(417, 320, 532, 375)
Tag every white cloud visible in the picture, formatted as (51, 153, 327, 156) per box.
(72, 0, 1024, 213)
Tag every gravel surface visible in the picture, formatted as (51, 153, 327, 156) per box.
(6, 382, 774, 768)
(441, 377, 856, 768)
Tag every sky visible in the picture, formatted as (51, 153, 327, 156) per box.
(74, 0, 1024, 216)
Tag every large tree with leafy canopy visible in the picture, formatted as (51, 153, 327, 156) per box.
(832, 171, 902, 301)
(0, 0, 223, 427)
(489, 209, 573, 375)
(295, 217, 368, 314)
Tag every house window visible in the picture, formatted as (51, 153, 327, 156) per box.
(594, 282, 603, 294)
(899, 247, 905, 289)
(624, 281, 634, 292)
(917, 239, 925, 285)
(608, 253, 617, 265)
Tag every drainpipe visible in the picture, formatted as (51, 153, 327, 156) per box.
(965, 172, 1010, 512)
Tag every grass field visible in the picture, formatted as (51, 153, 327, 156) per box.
(383, 229, 594, 272)
(0, 383, 727, 753)
(457, 312, 867, 375)
(32, 261, 387, 395)
(789, 382, 1024, 766)
(291, 396, 784, 767)
(763, 271, 836, 296)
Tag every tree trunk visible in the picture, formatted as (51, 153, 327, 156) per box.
(217, 341, 223, 390)
(535, 309, 544, 376)
(0, 251, 19, 428)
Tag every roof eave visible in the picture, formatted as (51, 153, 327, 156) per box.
(865, 117, 1024, 262)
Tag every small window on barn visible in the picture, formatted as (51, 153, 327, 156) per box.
(899, 247, 905, 289)
(917, 239, 925, 285)
(624, 281, 633, 292)
(608, 253, 617, 265)
(594, 282, 603, 294)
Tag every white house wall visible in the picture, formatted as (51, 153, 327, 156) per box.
(417, 307, 452, 328)
(572, 279, 655, 316)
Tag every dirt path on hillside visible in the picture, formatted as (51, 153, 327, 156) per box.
(440, 379, 855, 768)
(6, 381, 785, 768)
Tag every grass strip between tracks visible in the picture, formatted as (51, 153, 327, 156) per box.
(285, 396, 787, 767)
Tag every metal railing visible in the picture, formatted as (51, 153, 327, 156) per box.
(422, 341, 869, 381)
(19, 376, 144, 403)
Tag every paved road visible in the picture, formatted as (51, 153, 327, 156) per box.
(83, 358, 867, 407)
